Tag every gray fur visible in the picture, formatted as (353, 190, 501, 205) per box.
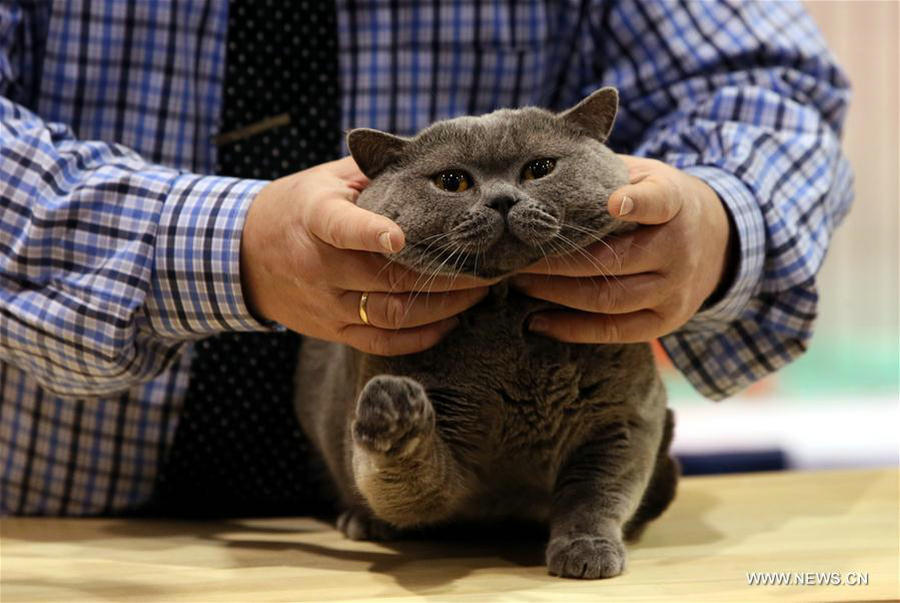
(294, 87, 678, 580)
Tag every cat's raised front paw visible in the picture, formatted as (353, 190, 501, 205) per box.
(546, 534, 626, 579)
(353, 375, 434, 457)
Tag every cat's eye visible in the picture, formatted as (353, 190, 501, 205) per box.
(433, 170, 473, 193)
(522, 158, 556, 181)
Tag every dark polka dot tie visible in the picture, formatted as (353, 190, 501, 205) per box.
(150, 0, 340, 517)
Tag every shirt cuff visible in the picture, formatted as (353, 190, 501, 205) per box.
(679, 166, 766, 331)
(145, 173, 271, 338)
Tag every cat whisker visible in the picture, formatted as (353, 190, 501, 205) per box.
(410, 238, 461, 284)
(412, 242, 458, 295)
(455, 250, 473, 288)
(545, 238, 591, 286)
(428, 245, 465, 294)
(417, 240, 467, 297)
(373, 256, 403, 294)
(400, 243, 455, 303)
(534, 240, 553, 275)
(605, 232, 653, 255)
(554, 234, 607, 275)
(566, 226, 631, 275)
(396, 244, 461, 330)
(398, 234, 457, 283)
(376, 225, 476, 303)
(561, 224, 627, 268)
(398, 244, 467, 327)
(379, 231, 458, 297)
(447, 247, 471, 291)
(554, 233, 626, 293)
(544, 238, 574, 272)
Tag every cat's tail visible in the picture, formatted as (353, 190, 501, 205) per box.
(623, 408, 680, 542)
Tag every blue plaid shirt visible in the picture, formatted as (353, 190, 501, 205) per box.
(1, 1, 852, 515)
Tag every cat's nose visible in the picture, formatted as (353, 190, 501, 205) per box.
(486, 196, 519, 216)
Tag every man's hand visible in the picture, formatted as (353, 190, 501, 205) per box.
(511, 156, 735, 343)
(241, 156, 494, 355)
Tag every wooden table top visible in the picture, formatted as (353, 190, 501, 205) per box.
(2, 468, 897, 602)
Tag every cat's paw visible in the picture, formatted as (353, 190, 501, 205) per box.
(337, 507, 399, 541)
(546, 534, 627, 579)
(353, 376, 434, 457)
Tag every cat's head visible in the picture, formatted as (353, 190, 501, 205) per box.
(348, 87, 629, 278)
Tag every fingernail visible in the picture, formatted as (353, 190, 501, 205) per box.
(618, 196, 634, 216)
(529, 316, 548, 333)
(378, 231, 395, 252)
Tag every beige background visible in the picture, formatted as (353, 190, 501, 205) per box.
(803, 0, 899, 340)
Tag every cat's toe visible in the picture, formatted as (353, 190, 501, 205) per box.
(546, 535, 626, 579)
(353, 375, 433, 456)
(337, 508, 398, 541)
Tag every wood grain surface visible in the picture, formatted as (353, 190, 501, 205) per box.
(2, 468, 897, 602)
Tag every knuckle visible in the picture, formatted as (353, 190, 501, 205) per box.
(321, 211, 341, 245)
(335, 219, 355, 248)
(664, 179, 684, 218)
(610, 285, 626, 312)
(353, 216, 375, 247)
(385, 264, 408, 291)
(597, 284, 620, 313)
(602, 318, 621, 342)
(382, 294, 407, 329)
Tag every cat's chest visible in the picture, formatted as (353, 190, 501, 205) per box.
(456, 283, 556, 344)
(416, 286, 627, 437)
(372, 281, 643, 436)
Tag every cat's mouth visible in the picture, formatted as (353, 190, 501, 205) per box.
(395, 222, 620, 280)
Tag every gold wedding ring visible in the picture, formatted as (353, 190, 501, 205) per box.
(359, 291, 370, 325)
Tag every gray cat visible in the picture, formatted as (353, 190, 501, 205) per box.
(294, 88, 678, 579)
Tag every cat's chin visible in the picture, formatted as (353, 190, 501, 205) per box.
(392, 236, 544, 279)
(466, 265, 519, 279)
(388, 252, 535, 280)
(433, 253, 548, 279)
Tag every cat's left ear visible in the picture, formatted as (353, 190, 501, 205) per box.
(347, 128, 410, 179)
(558, 87, 619, 143)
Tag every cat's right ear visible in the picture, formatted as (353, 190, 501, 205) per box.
(347, 128, 409, 179)
(558, 87, 619, 143)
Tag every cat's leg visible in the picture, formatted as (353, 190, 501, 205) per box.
(349, 375, 468, 532)
(547, 414, 663, 579)
(623, 408, 680, 542)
